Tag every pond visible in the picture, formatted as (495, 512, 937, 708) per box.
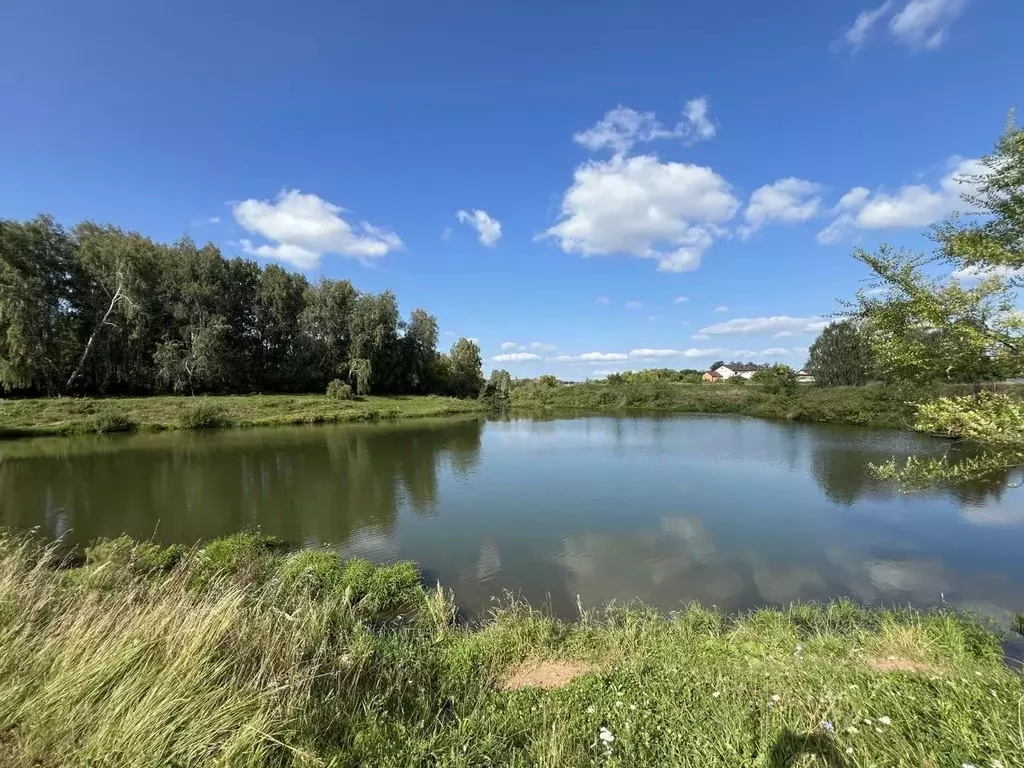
(2, 414, 1023, 620)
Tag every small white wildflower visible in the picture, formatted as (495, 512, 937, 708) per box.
(963, 764, 978, 768)
(712, 691, 721, 698)
(598, 727, 615, 744)
(846, 747, 854, 755)
(878, 716, 891, 726)
(991, 760, 1005, 768)
(819, 721, 834, 733)
(863, 718, 872, 725)
(629, 704, 637, 711)
(614, 700, 623, 708)
(771, 694, 781, 702)
(586, 706, 595, 715)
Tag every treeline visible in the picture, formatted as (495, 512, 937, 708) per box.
(0, 216, 484, 397)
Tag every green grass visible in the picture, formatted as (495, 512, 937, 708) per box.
(0, 531, 1021, 766)
(0, 393, 486, 439)
(511, 380, 920, 429)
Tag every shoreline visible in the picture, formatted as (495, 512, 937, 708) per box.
(0, 393, 487, 440)
(0, 531, 1020, 766)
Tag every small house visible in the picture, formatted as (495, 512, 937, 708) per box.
(714, 363, 764, 380)
(702, 370, 723, 382)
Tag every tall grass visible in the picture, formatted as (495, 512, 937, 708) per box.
(0, 532, 1020, 766)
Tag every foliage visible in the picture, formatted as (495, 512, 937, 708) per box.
(178, 400, 228, 429)
(607, 368, 704, 385)
(347, 358, 372, 396)
(0, 532, 1020, 766)
(441, 338, 484, 398)
(0, 217, 482, 399)
(537, 374, 560, 387)
(807, 320, 875, 387)
(481, 368, 513, 402)
(85, 535, 184, 573)
(750, 364, 799, 396)
(91, 413, 137, 434)
(510, 379, 917, 429)
(845, 116, 1024, 487)
(326, 378, 353, 400)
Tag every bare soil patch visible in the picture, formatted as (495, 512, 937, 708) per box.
(501, 659, 598, 691)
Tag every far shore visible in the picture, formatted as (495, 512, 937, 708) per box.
(2, 381, 1021, 440)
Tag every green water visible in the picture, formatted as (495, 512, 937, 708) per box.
(2, 413, 1022, 619)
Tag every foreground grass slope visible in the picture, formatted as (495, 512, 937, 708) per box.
(0, 532, 1020, 767)
(0, 393, 485, 438)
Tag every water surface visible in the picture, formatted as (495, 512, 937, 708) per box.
(3, 414, 1022, 620)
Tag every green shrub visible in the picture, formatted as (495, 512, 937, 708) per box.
(281, 549, 346, 597)
(326, 379, 354, 400)
(92, 413, 137, 434)
(196, 531, 285, 583)
(179, 400, 229, 429)
(85, 535, 183, 573)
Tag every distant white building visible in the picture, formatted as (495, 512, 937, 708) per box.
(714, 363, 763, 380)
(796, 369, 815, 384)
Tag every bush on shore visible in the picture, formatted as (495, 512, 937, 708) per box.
(0, 531, 1020, 767)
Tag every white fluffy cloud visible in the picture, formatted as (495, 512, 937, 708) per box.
(713, 306, 729, 313)
(817, 157, 982, 244)
(572, 98, 716, 155)
(890, 0, 968, 50)
(839, 0, 968, 51)
(550, 348, 730, 363)
(543, 154, 739, 274)
(233, 189, 402, 270)
(696, 315, 829, 337)
(491, 352, 541, 363)
(680, 97, 716, 143)
(741, 178, 822, 238)
(501, 341, 558, 353)
(843, 1, 894, 48)
(729, 347, 804, 358)
(951, 264, 1024, 282)
(625, 300, 643, 310)
(673, 296, 689, 304)
(456, 209, 502, 246)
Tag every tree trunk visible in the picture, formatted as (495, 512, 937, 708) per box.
(64, 278, 128, 393)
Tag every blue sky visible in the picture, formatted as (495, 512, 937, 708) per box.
(3, 0, 1022, 379)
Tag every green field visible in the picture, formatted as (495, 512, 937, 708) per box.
(0, 393, 486, 438)
(0, 532, 1018, 767)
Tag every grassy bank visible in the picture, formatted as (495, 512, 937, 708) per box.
(511, 381, 918, 429)
(0, 532, 1020, 767)
(0, 393, 486, 439)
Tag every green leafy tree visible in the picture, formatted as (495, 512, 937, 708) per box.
(481, 369, 512, 401)
(401, 309, 439, 393)
(751, 364, 798, 395)
(846, 115, 1024, 486)
(0, 216, 81, 394)
(806, 320, 875, 387)
(348, 358, 373, 396)
(441, 338, 484, 398)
